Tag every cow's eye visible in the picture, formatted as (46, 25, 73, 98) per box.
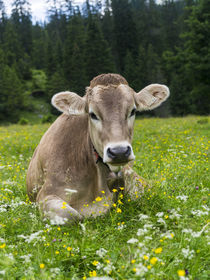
(90, 112, 99, 120)
(129, 108, 136, 117)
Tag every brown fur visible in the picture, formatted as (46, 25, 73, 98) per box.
(90, 73, 128, 88)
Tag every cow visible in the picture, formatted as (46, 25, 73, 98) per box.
(26, 73, 169, 224)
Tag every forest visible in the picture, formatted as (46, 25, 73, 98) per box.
(0, 0, 209, 123)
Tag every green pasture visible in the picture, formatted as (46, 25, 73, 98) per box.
(0, 116, 209, 279)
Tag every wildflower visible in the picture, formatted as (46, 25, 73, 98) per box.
(61, 202, 67, 209)
(96, 248, 107, 257)
(131, 259, 136, 264)
(177, 270, 185, 277)
(95, 197, 102, 202)
(112, 189, 118, 193)
(55, 251, 59, 255)
(0, 243, 6, 249)
(143, 255, 149, 260)
(120, 187, 124, 190)
(127, 238, 138, 244)
(57, 227, 61, 231)
(40, 263, 45, 269)
(155, 247, 163, 254)
(67, 247, 72, 251)
(147, 265, 152, 270)
(150, 257, 158, 265)
(133, 268, 136, 272)
(103, 203, 109, 207)
(116, 208, 122, 213)
(112, 203, 117, 207)
(83, 277, 86, 280)
(92, 260, 99, 266)
(89, 270, 97, 277)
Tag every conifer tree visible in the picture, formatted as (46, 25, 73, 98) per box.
(84, 14, 116, 81)
(63, 14, 87, 95)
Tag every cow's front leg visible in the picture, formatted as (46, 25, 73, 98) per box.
(38, 195, 83, 224)
(122, 165, 147, 199)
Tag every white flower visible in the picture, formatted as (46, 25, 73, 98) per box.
(103, 264, 115, 274)
(182, 247, 194, 259)
(191, 210, 208, 217)
(182, 223, 209, 238)
(50, 215, 68, 225)
(0, 271, 5, 275)
(156, 212, 164, 217)
(137, 228, 148, 236)
(135, 263, 148, 276)
(96, 248, 107, 257)
(157, 218, 166, 225)
(139, 214, 149, 220)
(176, 195, 188, 201)
(18, 230, 43, 243)
(20, 254, 32, 263)
(127, 238, 139, 244)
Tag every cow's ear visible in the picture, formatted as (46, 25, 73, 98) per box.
(135, 84, 170, 111)
(52, 91, 86, 115)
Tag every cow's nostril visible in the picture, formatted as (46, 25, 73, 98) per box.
(125, 146, 131, 157)
(107, 147, 116, 159)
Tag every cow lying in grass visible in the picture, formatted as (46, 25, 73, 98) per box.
(26, 74, 169, 224)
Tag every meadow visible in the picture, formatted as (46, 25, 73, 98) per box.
(0, 116, 209, 280)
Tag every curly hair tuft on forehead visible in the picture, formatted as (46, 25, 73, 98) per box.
(90, 73, 128, 88)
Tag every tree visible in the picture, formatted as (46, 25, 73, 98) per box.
(111, 0, 138, 71)
(84, 15, 116, 81)
(0, 49, 24, 121)
(63, 14, 87, 95)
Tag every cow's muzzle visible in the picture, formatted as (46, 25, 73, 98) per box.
(103, 142, 135, 165)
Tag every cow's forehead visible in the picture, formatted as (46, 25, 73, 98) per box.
(88, 84, 135, 109)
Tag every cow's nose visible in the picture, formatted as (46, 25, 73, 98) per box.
(107, 146, 131, 162)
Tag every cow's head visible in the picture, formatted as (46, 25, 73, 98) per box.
(52, 74, 169, 172)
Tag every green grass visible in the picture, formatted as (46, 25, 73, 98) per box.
(0, 116, 209, 279)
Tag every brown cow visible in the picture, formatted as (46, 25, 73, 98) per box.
(26, 74, 169, 224)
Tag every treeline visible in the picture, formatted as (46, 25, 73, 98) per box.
(0, 0, 209, 122)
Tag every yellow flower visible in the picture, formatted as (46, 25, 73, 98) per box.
(143, 255, 149, 260)
(55, 251, 59, 255)
(112, 189, 118, 192)
(116, 208, 122, 213)
(147, 265, 152, 270)
(131, 259, 136, 264)
(133, 268, 136, 272)
(103, 203, 109, 207)
(112, 203, 117, 207)
(101, 190, 105, 194)
(67, 247, 72, 251)
(155, 247, 163, 254)
(83, 277, 86, 280)
(57, 227, 61, 231)
(40, 263, 45, 269)
(92, 260, 99, 266)
(170, 233, 174, 238)
(89, 270, 97, 277)
(95, 196, 102, 202)
(164, 215, 169, 219)
(150, 257, 158, 265)
(0, 243, 6, 249)
(105, 259, 110, 264)
(177, 270, 185, 277)
(120, 187, 124, 190)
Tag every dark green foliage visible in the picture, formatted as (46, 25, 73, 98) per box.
(18, 117, 29, 125)
(84, 15, 116, 81)
(0, 0, 209, 122)
(0, 49, 24, 122)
